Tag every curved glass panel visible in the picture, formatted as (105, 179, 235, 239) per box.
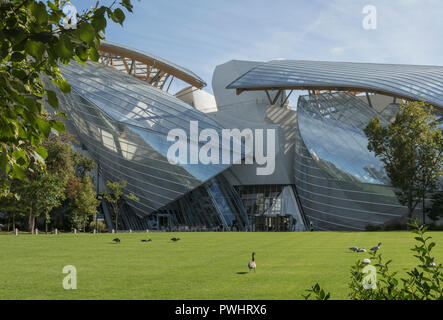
(298, 92, 388, 185)
(227, 60, 443, 109)
(55, 61, 236, 216)
(294, 92, 410, 231)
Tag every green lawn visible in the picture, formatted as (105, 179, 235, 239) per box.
(0, 231, 442, 300)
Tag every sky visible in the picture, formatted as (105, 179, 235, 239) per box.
(73, 0, 443, 97)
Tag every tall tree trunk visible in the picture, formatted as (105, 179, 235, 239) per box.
(12, 212, 15, 231)
(407, 193, 413, 230)
(28, 207, 36, 234)
(408, 202, 413, 218)
(115, 210, 119, 233)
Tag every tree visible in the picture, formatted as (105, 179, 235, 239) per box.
(364, 101, 443, 218)
(70, 175, 100, 231)
(72, 152, 97, 177)
(0, 0, 133, 195)
(0, 133, 72, 232)
(44, 134, 75, 182)
(103, 180, 138, 232)
(0, 130, 103, 232)
(8, 168, 66, 233)
(0, 192, 25, 231)
(28, 171, 66, 233)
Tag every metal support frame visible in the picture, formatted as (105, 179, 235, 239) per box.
(366, 92, 373, 109)
(149, 70, 162, 85)
(265, 89, 283, 105)
(129, 59, 135, 74)
(280, 90, 293, 108)
(166, 76, 175, 93)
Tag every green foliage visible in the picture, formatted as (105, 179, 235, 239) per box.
(304, 219, 443, 300)
(364, 101, 443, 216)
(0, 0, 133, 195)
(2, 134, 76, 232)
(366, 222, 408, 231)
(0, 134, 99, 232)
(70, 176, 100, 231)
(302, 283, 330, 300)
(43, 135, 75, 180)
(7, 168, 66, 233)
(72, 151, 97, 177)
(103, 180, 139, 232)
(89, 220, 106, 232)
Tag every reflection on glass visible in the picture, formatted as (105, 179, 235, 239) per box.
(295, 92, 410, 231)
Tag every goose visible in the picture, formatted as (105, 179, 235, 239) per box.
(171, 237, 180, 242)
(358, 248, 366, 252)
(112, 238, 121, 243)
(141, 239, 152, 242)
(248, 252, 256, 272)
(349, 246, 359, 252)
(370, 242, 382, 252)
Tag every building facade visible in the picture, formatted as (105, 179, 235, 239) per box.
(54, 41, 443, 231)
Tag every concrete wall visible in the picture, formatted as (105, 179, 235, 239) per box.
(175, 86, 218, 113)
(210, 60, 296, 185)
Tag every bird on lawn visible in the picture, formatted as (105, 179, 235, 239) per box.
(171, 237, 180, 242)
(349, 246, 359, 252)
(370, 242, 382, 252)
(248, 252, 256, 272)
(141, 239, 152, 242)
(358, 248, 366, 253)
(112, 238, 121, 243)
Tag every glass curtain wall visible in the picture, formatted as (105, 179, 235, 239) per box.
(53, 61, 235, 220)
(294, 92, 409, 231)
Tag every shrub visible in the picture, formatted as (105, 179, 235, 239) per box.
(89, 220, 106, 233)
(428, 223, 443, 231)
(366, 222, 409, 231)
(304, 219, 443, 300)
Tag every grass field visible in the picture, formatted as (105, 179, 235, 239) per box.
(0, 231, 442, 300)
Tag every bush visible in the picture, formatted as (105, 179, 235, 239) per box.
(89, 220, 106, 233)
(304, 219, 443, 300)
(367, 222, 443, 231)
(428, 223, 443, 231)
(366, 222, 408, 231)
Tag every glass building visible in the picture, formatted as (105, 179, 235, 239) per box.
(54, 42, 443, 231)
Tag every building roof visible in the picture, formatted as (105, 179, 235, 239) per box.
(98, 41, 207, 89)
(226, 60, 443, 110)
